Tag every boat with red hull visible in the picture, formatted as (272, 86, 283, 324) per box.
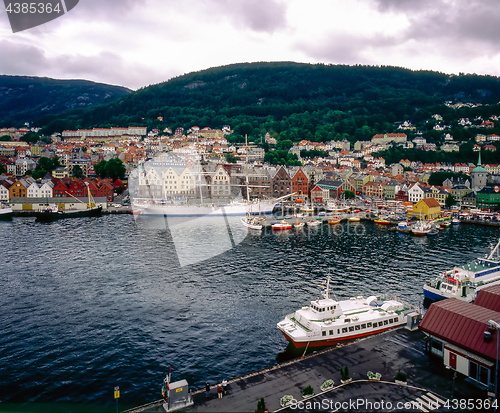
(277, 277, 415, 348)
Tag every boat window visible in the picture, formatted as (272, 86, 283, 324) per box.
(389, 319, 393, 324)
(344, 318, 350, 323)
(367, 322, 372, 328)
(349, 326, 354, 332)
(342, 328, 347, 333)
(322, 331, 326, 336)
(393, 318, 398, 323)
(355, 325, 360, 330)
(361, 324, 366, 329)
(329, 330, 333, 335)
(378, 321, 383, 327)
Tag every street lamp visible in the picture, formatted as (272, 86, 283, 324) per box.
(489, 319, 500, 412)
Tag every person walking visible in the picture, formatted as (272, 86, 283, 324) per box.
(217, 384, 223, 399)
(222, 379, 228, 395)
(205, 382, 210, 398)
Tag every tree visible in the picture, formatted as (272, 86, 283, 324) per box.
(0, 135, 10, 142)
(72, 165, 84, 179)
(0, 163, 6, 174)
(225, 153, 240, 163)
(343, 190, 355, 199)
(105, 158, 126, 180)
(94, 159, 107, 177)
(20, 131, 40, 144)
(445, 194, 456, 209)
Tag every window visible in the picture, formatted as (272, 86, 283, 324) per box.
(384, 320, 388, 325)
(342, 328, 347, 333)
(361, 324, 366, 329)
(349, 326, 354, 332)
(378, 322, 383, 327)
(355, 325, 360, 331)
(329, 330, 333, 335)
(322, 331, 326, 337)
(367, 322, 372, 328)
(389, 319, 393, 324)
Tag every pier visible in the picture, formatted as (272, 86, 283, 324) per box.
(125, 328, 481, 413)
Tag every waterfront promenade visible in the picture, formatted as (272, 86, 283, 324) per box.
(127, 328, 481, 413)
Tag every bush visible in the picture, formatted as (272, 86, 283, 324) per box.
(339, 366, 350, 381)
(302, 385, 314, 397)
(394, 371, 407, 382)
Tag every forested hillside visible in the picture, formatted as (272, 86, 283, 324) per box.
(23, 62, 500, 146)
(0, 75, 131, 126)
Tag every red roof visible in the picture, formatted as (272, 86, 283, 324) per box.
(475, 285, 500, 313)
(419, 298, 500, 362)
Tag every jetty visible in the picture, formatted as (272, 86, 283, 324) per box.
(125, 328, 481, 413)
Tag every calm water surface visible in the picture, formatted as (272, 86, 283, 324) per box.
(0, 215, 498, 410)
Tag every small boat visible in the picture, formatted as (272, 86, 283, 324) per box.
(328, 216, 341, 225)
(0, 206, 13, 220)
(397, 221, 407, 230)
(440, 221, 451, 228)
(241, 216, 263, 230)
(277, 276, 414, 348)
(427, 228, 439, 236)
(318, 212, 326, 217)
(272, 221, 292, 231)
(294, 221, 305, 229)
(374, 217, 391, 225)
(307, 219, 322, 227)
(348, 216, 360, 222)
(411, 221, 432, 236)
(452, 218, 461, 225)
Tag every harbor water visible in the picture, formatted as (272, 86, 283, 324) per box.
(0, 215, 497, 411)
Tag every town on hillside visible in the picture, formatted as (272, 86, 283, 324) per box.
(1, 115, 500, 211)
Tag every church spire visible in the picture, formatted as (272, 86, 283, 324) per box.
(478, 150, 482, 166)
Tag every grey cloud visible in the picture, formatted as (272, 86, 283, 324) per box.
(0, 39, 167, 89)
(201, 0, 288, 33)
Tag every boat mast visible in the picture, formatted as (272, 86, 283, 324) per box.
(245, 134, 250, 202)
(488, 239, 500, 260)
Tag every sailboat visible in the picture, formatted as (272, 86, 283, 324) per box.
(35, 186, 102, 222)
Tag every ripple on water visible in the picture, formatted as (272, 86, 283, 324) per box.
(0, 216, 495, 407)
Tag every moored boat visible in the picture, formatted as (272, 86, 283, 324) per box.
(374, 217, 390, 225)
(0, 206, 13, 220)
(35, 204, 102, 222)
(272, 221, 292, 231)
(294, 221, 305, 229)
(328, 216, 341, 225)
(452, 218, 461, 225)
(241, 215, 263, 230)
(411, 221, 432, 236)
(277, 277, 414, 348)
(348, 216, 360, 222)
(423, 238, 500, 303)
(307, 219, 322, 227)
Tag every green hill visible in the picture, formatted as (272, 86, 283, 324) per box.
(0, 75, 131, 127)
(28, 62, 500, 144)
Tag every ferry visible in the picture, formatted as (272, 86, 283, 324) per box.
(423, 238, 500, 303)
(277, 277, 413, 348)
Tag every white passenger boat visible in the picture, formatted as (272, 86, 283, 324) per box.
(277, 277, 413, 348)
(423, 238, 500, 303)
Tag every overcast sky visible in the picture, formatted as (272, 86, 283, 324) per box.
(1, 0, 500, 90)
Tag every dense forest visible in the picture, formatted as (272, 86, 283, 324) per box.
(7, 63, 500, 151)
(0, 75, 131, 126)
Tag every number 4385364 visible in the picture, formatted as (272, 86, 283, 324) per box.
(5, 3, 62, 14)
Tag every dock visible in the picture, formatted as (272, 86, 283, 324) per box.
(125, 328, 481, 413)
